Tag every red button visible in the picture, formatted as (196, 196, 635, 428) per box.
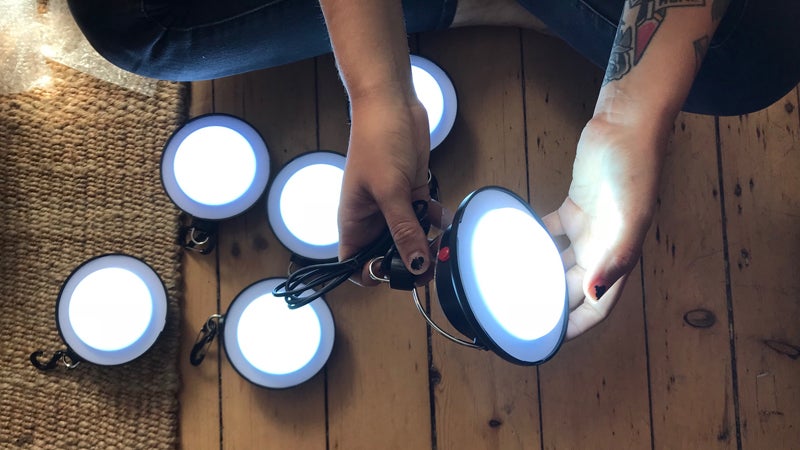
(438, 246, 450, 262)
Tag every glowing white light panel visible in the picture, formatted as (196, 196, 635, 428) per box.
(410, 55, 457, 151)
(267, 152, 345, 260)
(279, 164, 342, 246)
(237, 294, 322, 375)
(57, 254, 167, 366)
(69, 267, 153, 351)
(454, 188, 566, 363)
(162, 114, 270, 220)
(174, 125, 256, 206)
(470, 208, 564, 340)
(223, 278, 335, 389)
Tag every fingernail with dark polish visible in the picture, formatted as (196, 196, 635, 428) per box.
(594, 285, 607, 300)
(410, 255, 426, 273)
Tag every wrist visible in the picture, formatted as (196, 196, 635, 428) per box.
(592, 86, 676, 153)
(581, 115, 670, 168)
(348, 83, 426, 128)
(594, 75, 684, 132)
(348, 80, 417, 111)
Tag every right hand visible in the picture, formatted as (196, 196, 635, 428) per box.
(338, 90, 433, 285)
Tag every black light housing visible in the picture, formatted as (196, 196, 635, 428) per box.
(433, 186, 568, 365)
(32, 254, 168, 369)
(266, 151, 345, 262)
(161, 114, 270, 253)
(192, 277, 335, 389)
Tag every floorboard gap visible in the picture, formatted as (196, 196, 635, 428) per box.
(639, 259, 655, 450)
(714, 116, 742, 450)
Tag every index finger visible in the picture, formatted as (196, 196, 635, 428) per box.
(564, 273, 629, 340)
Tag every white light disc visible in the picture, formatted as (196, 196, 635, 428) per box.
(470, 208, 564, 340)
(57, 254, 167, 366)
(69, 268, 152, 351)
(454, 187, 566, 363)
(162, 114, 270, 220)
(223, 278, 335, 389)
(410, 55, 457, 151)
(280, 164, 342, 246)
(237, 294, 321, 375)
(174, 126, 256, 206)
(267, 152, 345, 260)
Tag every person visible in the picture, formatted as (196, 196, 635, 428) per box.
(67, 0, 800, 340)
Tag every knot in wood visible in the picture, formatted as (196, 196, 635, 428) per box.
(683, 309, 716, 328)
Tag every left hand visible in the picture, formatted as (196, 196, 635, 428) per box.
(543, 115, 668, 340)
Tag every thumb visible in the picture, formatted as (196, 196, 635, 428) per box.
(375, 194, 431, 276)
(584, 238, 641, 301)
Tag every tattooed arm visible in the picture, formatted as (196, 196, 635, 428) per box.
(600, 0, 725, 120)
(544, 0, 730, 339)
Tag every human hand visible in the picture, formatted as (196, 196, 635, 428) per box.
(338, 91, 433, 285)
(543, 115, 668, 340)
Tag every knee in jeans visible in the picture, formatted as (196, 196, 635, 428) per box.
(67, 0, 162, 76)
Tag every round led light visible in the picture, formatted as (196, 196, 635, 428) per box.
(223, 278, 335, 389)
(411, 55, 457, 151)
(435, 186, 567, 365)
(57, 254, 168, 366)
(161, 114, 270, 220)
(267, 151, 345, 261)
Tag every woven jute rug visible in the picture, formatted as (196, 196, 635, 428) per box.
(0, 63, 187, 449)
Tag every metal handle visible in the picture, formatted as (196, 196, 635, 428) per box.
(411, 286, 485, 350)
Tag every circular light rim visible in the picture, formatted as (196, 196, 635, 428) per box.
(266, 151, 345, 261)
(161, 113, 271, 220)
(437, 186, 568, 365)
(56, 254, 168, 366)
(410, 55, 458, 151)
(222, 277, 335, 389)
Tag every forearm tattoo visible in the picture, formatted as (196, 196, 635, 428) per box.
(603, 0, 707, 85)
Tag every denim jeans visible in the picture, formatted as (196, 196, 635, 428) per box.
(68, 0, 799, 115)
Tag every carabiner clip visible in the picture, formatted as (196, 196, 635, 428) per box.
(179, 218, 218, 255)
(190, 314, 223, 366)
(30, 348, 82, 371)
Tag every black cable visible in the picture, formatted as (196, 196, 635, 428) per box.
(273, 201, 429, 308)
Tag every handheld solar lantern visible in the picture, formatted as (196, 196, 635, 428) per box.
(31, 254, 168, 370)
(411, 55, 457, 151)
(365, 186, 567, 364)
(267, 151, 345, 264)
(191, 278, 335, 389)
(429, 186, 568, 365)
(161, 114, 270, 254)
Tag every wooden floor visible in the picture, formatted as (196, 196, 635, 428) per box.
(180, 27, 800, 450)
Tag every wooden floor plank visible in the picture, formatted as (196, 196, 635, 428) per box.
(179, 80, 223, 450)
(643, 112, 736, 449)
(189, 80, 214, 118)
(718, 87, 800, 448)
(521, 32, 652, 450)
(421, 27, 540, 450)
(315, 54, 434, 450)
(213, 63, 327, 450)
